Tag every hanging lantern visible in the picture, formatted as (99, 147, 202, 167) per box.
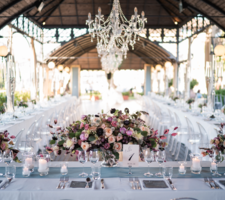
(0, 45, 8, 57)
(64, 66, 70, 73)
(214, 45, 225, 57)
(48, 61, 55, 69)
(155, 64, 162, 71)
(165, 61, 172, 69)
(57, 65, 64, 71)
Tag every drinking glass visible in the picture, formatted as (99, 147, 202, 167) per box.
(211, 151, 223, 176)
(89, 149, 99, 165)
(5, 164, 16, 179)
(92, 165, 101, 180)
(155, 150, 166, 177)
(0, 150, 2, 162)
(144, 149, 153, 177)
(162, 167, 173, 180)
(3, 150, 13, 165)
(78, 150, 88, 177)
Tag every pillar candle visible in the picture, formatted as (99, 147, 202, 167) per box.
(61, 164, 68, 173)
(39, 159, 48, 172)
(211, 162, 217, 170)
(22, 167, 30, 176)
(179, 164, 185, 173)
(192, 157, 201, 170)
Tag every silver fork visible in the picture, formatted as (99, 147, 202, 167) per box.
(134, 178, 141, 190)
(204, 177, 214, 189)
(129, 178, 136, 190)
(62, 176, 69, 189)
(56, 176, 64, 189)
(209, 177, 221, 189)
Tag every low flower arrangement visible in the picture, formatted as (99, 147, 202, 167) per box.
(47, 108, 178, 166)
(200, 123, 225, 162)
(0, 130, 20, 163)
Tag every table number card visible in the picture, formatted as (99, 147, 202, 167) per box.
(122, 144, 139, 167)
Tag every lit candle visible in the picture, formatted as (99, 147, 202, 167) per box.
(39, 159, 48, 172)
(192, 157, 201, 170)
(61, 164, 68, 173)
(211, 162, 217, 170)
(22, 166, 30, 176)
(179, 164, 185, 173)
(25, 158, 34, 169)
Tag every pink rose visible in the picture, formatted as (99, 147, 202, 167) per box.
(108, 136, 115, 143)
(85, 124, 89, 130)
(114, 142, 122, 151)
(117, 134, 123, 141)
(101, 124, 106, 129)
(105, 128, 112, 137)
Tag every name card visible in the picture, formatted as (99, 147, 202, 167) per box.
(122, 144, 139, 167)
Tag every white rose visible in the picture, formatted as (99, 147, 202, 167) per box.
(65, 139, 74, 148)
(81, 142, 90, 151)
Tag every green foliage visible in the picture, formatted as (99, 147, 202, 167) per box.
(137, 92, 144, 96)
(168, 79, 173, 87)
(190, 79, 199, 90)
(113, 152, 119, 160)
(216, 88, 225, 96)
(141, 131, 148, 136)
(50, 140, 56, 145)
(88, 135, 96, 142)
(122, 91, 130, 96)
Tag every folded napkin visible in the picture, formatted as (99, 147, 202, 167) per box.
(140, 179, 171, 190)
(65, 180, 95, 190)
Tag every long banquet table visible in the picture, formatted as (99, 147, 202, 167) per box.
(0, 161, 225, 200)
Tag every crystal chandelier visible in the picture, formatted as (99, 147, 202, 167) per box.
(86, 0, 147, 58)
(101, 53, 123, 73)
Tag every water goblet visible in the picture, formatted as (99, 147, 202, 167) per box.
(92, 165, 101, 181)
(78, 150, 88, 177)
(162, 166, 173, 180)
(89, 149, 99, 165)
(3, 150, 13, 165)
(5, 164, 16, 180)
(155, 150, 166, 177)
(211, 150, 223, 176)
(144, 149, 153, 177)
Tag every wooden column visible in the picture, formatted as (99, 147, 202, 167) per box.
(71, 65, 80, 97)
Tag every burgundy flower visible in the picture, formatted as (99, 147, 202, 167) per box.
(164, 129, 169, 134)
(10, 135, 16, 139)
(174, 127, 178, 130)
(171, 133, 177, 136)
(104, 143, 110, 149)
(111, 121, 117, 127)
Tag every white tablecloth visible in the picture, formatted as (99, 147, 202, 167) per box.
(0, 162, 224, 200)
(0, 96, 76, 136)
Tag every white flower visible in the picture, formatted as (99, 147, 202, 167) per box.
(81, 142, 90, 151)
(133, 131, 144, 141)
(91, 117, 101, 125)
(128, 142, 133, 145)
(65, 139, 74, 148)
(53, 146, 59, 156)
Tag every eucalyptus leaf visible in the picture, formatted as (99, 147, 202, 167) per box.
(50, 140, 56, 145)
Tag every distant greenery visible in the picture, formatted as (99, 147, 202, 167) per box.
(168, 79, 173, 88)
(190, 79, 199, 90)
(122, 91, 130, 96)
(215, 88, 225, 96)
(137, 92, 144, 96)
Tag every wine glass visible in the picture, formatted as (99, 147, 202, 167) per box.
(155, 150, 166, 177)
(3, 150, 13, 165)
(89, 149, 99, 165)
(144, 149, 153, 177)
(211, 150, 223, 176)
(5, 164, 16, 180)
(78, 150, 88, 177)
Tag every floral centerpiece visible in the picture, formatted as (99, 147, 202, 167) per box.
(0, 130, 20, 163)
(47, 108, 177, 167)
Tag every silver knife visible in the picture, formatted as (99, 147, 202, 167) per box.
(101, 179, 105, 189)
(134, 178, 141, 190)
(168, 179, 177, 190)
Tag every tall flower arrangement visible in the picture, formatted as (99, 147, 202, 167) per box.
(47, 108, 177, 163)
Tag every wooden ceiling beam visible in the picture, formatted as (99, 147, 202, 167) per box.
(0, 0, 22, 15)
(201, 0, 225, 15)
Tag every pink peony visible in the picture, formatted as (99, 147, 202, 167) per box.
(126, 130, 133, 136)
(105, 128, 113, 137)
(164, 129, 169, 134)
(80, 122, 84, 129)
(84, 124, 89, 130)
